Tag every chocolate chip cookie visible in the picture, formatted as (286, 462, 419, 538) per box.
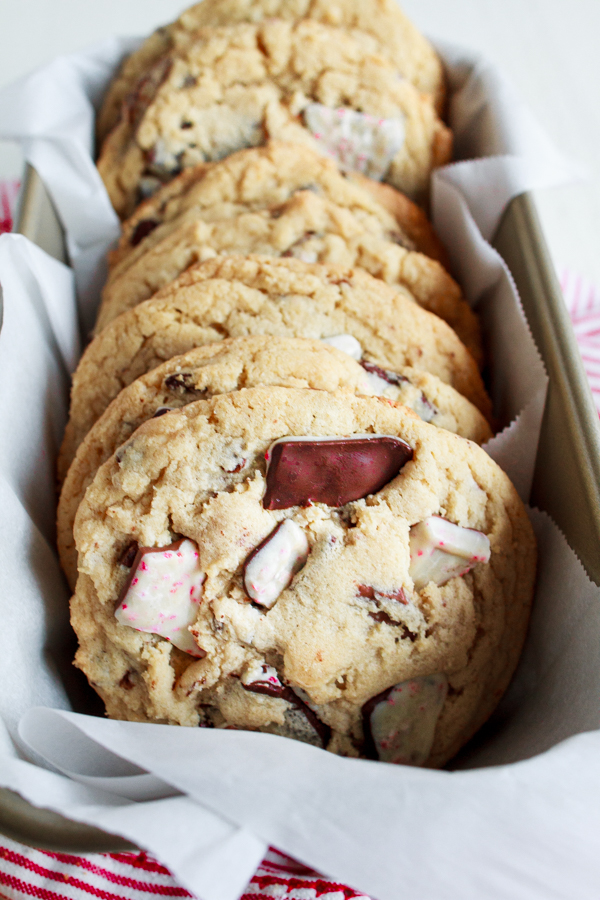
(97, 19, 451, 217)
(58, 335, 492, 588)
(97, 171, 480, 362)
(97, 0, 446, 142)
(71, 386, 535, 767)
(59, 257, 491, 482)
(110, 142, 448, 272)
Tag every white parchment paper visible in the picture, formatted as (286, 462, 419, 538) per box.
(0, 34, 597, 900)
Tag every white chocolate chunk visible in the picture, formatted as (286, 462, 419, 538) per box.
(368, 674, 448, 765)
(244, 520, 309, 608)
(412, 393, 436, 423)
(409, 516, 491, 591)
(321, 333, 362, 360)
(362, 368, 394, 395)
(115, 539, 205, 656)
(240, 660, 283, 691)
(304, 104, 405, 181)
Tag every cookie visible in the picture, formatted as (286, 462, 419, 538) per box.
(97, 176, 481, 362)
(111, 142, 449, 271)
(59, 257, 492, 481)
(97, 0, 446, 142)
(58, 335, 492, 589)
(71, 386, 535, 768)
(97, 19, 451, 217)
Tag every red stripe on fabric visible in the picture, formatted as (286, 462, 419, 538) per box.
(261, 849, 317, 875)
(250, 874, 365, 898)
(0, 848, 185, 900)
(585, 283, 596, 313)
(35, 852, 189, 896)
(570, 310, 600, 325)
(0, 869, 70, 900)
(105, 854, 173, 878)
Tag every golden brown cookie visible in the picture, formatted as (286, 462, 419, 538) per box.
(97, 148, 479, 361)
(97, 20, 451, 217)
(97, 0, 446, 142)
(59, 257, 491, 484)
(57, 335, 492, 588)
(71, 386, 534, 767)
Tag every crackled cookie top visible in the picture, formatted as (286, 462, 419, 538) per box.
(111, 142, 448, 272)
(60, 257, 491, 483)
(71, 387, 535, 768)
(97, 0, 446, 142)
(97, 150, 478, 362)
(57, 335, 492, 589)
(97, 182, 480, 361)
(97, 19, 451, 217)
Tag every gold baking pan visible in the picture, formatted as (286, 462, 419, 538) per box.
(1, 164, 599, 853)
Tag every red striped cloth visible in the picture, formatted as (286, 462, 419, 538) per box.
(0, 180, 19, 235)
(0, 179, 599, 899)
(0, 838, 369, 900)
(559, 268, 600, 415)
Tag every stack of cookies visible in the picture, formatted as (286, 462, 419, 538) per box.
(58, 0, 536, 769)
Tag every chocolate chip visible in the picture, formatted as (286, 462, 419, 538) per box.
(389, 230, 417, 253)
(127, 57, 173, 129)
(182, 74, 197, 88)
(282, 687, 331, 748)
(164, 372, 198, 393)
(180, 120, 194, 129)
(263, 436, 413, 510)
(242, 664, 286, 698)
(362, 684, 396, 760)
(357, 584, 408, 604)
(368, 609, 397, 626)
(360, 361, 410, 387)
(152, 406, 175, 418)
(130, 218, 159, 247)
(367, 612, 418, 641)
(119, 671, 136, 690)
(119, 541, 139, 568)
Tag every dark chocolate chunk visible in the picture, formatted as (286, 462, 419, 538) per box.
(357, 584, 408, 604)
(362, 684, 396, 761)
(282, 687, 331, 748)
(128, 57, 173, 129)
(360, 361, 410, 388)
(164, 372, 197, 393)
(119, 541, 139, 569)
(180, 120, 194, 129)
(119, 671, 136, 690)
(241, 664, 286, 698)
(263, 436, 413, 509)
(131, 218, 159, 247)
(152, 406, 175, 418)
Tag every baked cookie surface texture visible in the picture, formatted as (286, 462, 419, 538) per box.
(97, 0, 446, 142)
(97, 145, 479, 361)
(57, 335, 492, 589)
(71, 387, 535, 768)
(59, 257, 491, 480)
(97, 19, 451, 217)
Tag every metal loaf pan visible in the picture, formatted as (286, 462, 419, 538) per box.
(1, 164, 599, 854)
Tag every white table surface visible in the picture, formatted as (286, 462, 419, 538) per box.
(0, 0, 598, 283)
